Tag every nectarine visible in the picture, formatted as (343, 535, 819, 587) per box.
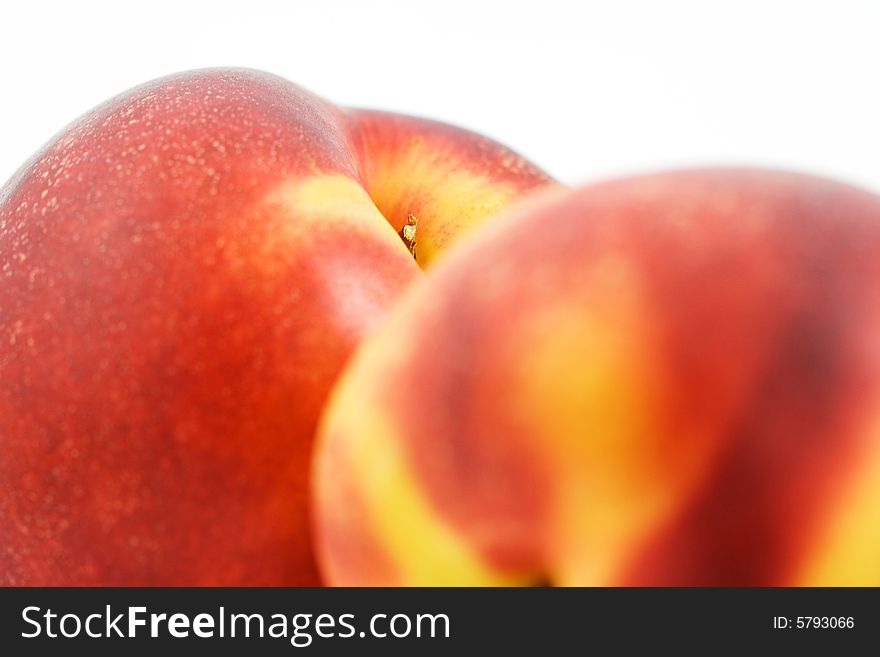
(0, 68, 555, 585)
(313, 169, 880, 586)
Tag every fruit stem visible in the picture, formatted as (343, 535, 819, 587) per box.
(399, 213, 418, 261)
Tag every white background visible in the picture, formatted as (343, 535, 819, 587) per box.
(3, 0, 880, 192)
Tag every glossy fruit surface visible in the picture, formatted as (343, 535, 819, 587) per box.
(0, 68, 554, 585)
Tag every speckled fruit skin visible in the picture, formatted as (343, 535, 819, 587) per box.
(314, 170, 880, 586)
(0, 68, 555, 585)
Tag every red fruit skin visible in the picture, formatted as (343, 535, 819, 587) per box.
(313, 170, 880, 586)
(0, 68, 554, 585)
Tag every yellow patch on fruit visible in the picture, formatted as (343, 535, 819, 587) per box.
(360, 142, 527, 267)
(508, 256, 720, 585)
(265, 174, 402, 246)
(795, 410, 880, 585)
(320, 319, 535, 586)
(348, 414, 530, 585)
